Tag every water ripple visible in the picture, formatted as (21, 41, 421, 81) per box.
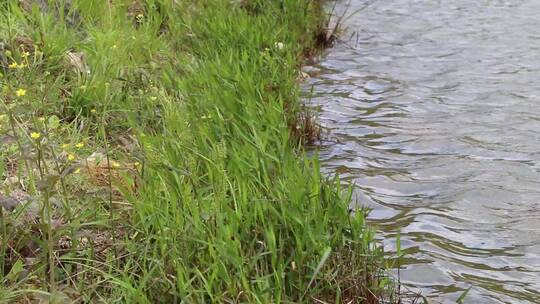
(306, 0, 540, 302)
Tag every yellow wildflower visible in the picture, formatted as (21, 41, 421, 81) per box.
(150, 96, 157, 101)
(75, 142, 84, 149)
(8, 62, 18, 69)
(112, 162, 120, 168)
(75, 168, 81, 174)
(15, 89, 26, 97)
(21, 51, 30, 58)
(90, 108, 97, 114)
(30, 132, 41, 139)
(67, 154, 76, 161)
(61, 143, 70, 150)
(112, 45, 117, 49)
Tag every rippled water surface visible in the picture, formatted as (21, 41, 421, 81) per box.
(304, 0, 540, 302)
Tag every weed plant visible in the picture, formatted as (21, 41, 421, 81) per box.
(0, 0, 396, 302)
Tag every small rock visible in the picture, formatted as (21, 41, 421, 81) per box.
(64, 51, 90, 75)
(14, 35, 35, 53)
(18, 0, 48, 13)
(127, 0, 145, 19)
(0, 42, 8, 72)
(0, 193, 20, 212)
(0, 190, 30, 212)
(0, 135, 17, 145)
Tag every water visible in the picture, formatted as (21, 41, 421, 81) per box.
(304, 0, 540, 302)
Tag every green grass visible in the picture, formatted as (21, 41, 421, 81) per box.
(0, 0, 396, 302)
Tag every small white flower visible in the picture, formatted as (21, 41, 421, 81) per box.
(274, 42, 284, 50)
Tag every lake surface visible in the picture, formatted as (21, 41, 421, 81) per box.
(304, 0, 540, 302)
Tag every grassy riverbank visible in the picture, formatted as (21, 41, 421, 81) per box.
(1, 0, 395, 302)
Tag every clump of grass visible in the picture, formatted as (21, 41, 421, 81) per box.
(0, 0, 398, 302)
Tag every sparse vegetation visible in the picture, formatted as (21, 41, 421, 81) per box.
(0, 0, 398, 302)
